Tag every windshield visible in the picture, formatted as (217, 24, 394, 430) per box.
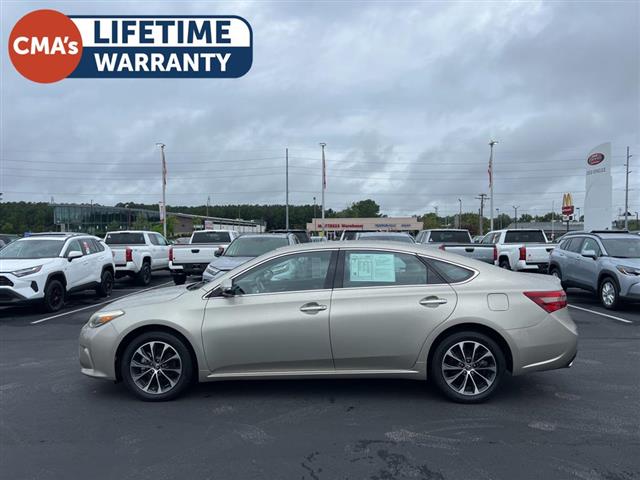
(224, 236, 288, 257)
(105, 232, 145, 245)
(0, 239, 64, 259)
(504, 230, 547, 244)
(191, 231, 231, 243)
(601, 238, 640, 258)
(359, 235, 415, 243)
(428, 231, 471, 243)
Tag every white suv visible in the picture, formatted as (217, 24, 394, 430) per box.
(0, 233, 115, 312)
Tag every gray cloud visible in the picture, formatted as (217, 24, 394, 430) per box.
(1, 0, 638, 218)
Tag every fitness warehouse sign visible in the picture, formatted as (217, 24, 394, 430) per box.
(8, 10, 253, 83)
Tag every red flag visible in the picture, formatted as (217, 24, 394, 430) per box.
(162, 155, 167, 186)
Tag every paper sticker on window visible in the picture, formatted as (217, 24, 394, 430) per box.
(349, 253, 395, 282)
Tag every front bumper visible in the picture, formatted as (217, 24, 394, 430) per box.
(78, 322, 119, 380)
(507, 307, 578, 376)
(619, 276, 640, 301)
(0, 274, 44, 304)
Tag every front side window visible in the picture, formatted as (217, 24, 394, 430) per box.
(566, 238, 584, 253)
(65, 239, 84, 257)
(342, 251, 438, 287)
(234, 251, 333, 295)
(148, 234, 159, 246)
(79, 238, 94, 255)
(581, 238, 601, 256)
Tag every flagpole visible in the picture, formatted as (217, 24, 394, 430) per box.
(488, 140, 497, 231)
(320, 142, 326, 237)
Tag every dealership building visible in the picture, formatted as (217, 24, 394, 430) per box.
(306, 217, 422, 236)
(53, 204, 265, 236)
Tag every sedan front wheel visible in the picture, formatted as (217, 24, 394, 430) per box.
(430, 331, 505, 403)
(120, 331, 194, 401)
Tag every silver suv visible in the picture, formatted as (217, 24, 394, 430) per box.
(548, 231, 640, 309)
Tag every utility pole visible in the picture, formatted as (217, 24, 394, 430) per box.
(489, 140, 498, 231)
(207, 196, 210, 217)
(320, 143, 327, 237)
(496, 208, 500, 230)
(624, 146, 632, 230)
(156, 143, 167, 238)
(475, 193, 488, 236)
(513, 205, 519, 229)
(285, 147, 290, 230)
(457, 198, 462, 229)
(551, 200, 555, 241)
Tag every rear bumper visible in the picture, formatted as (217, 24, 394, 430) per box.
(114, 261, 139, 276)
(515, 261, 548, 272)
(507, 308, 578, 376)
(170, 262, 207, 276)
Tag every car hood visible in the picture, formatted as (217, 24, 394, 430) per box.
(104, 285, 189, 310)
(609, 257, 640, 268)
(0, 258, 59, 273)
(208, 256, 255, 271)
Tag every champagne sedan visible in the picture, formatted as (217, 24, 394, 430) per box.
(79, 242, 578, 403)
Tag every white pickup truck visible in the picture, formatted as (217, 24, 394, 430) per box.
(169, 230, 239, 285)
(104, 230, 170, 285)
(416, 229, 496, 264)
(481, 229, 556, 272)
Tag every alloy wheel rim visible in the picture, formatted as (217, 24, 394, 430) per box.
(130, 341, 182, 394)
(50, 285, 63, 307)
(442, 341, 497, 396)
(601, 282, 615, 306)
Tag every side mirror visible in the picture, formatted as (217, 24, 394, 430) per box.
(220, 278, 237, 297)
(582, 250, 597, 259)
(67, 250, 83, 262)
(214, 247, 224, 257)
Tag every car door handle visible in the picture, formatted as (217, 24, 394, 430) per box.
(419, 296, 448, 307)
(299, 302, 327, 314)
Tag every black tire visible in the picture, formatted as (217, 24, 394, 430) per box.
(173, 274, 187, 286)
(599, 277, 619, 310)
(430, 331, 506, 403)
(120, 331, 194, 401)
(43, 279, 65, 312)
(96, 269, 114, 297)
(549, 266, 566, 289)
(499, 258, 511, 270)
(136, 261, 152, 286)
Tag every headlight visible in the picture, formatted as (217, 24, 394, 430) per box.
(12, 265, 42, 277)
(616, 265, 640, 276)
(88, 310, 125, 328)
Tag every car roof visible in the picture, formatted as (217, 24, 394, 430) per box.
(562, 231, 636, 240)
(236, 233, 290, 238)
(357, 232, 412, 236)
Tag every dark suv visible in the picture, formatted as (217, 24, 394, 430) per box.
(548, 231, 640, 309)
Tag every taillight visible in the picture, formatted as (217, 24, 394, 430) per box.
(169, 247, 173, 262)
(523, 290, 567, 313)
(125, 247, 133, 263)
(493, 245, 498, 262)
(519, 246, 527, 261)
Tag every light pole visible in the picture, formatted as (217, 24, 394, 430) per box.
(457, 198, 462, 229)
(156, 143, 167, 238)
(496, 208, 500, 230)
(513, 206, 519, 229)
(320, 143, 327, 237)
(313, 196, 317, 233)
(207, 195, 210, 217)
(285, 147, 289, 230)
(576, 207, 581, 223)
(489, 140, 498, 231)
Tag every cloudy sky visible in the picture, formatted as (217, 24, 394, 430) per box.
(1, 0, 638, 219)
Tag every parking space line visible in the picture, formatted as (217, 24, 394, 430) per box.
(30, 281, 173, 325)
(568, 304, 633, 324)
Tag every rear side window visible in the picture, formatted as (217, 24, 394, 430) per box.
(429, 259, 475, 283)
(342, 251, 442, 287)
(504, 230, 546, 243)
(148, 234, 160, 245)
(105, 232, 145, 245)
(481, 233, 499, 244)
(566, 238, 584, 253)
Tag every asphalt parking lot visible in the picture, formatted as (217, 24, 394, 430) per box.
(1, 271, 638, 480)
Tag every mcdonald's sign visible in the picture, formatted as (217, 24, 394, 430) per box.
(562, 193, 574, 216)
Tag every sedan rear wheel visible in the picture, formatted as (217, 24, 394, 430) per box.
(430, 332, 505, 403)
(121, 331, 193, 401)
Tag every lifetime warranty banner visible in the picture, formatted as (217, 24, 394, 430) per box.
(8, 10, 253, 83)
